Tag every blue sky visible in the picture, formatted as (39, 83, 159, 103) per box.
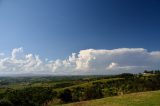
(0, 0, 160, 75)
(0, 0, 160, 60)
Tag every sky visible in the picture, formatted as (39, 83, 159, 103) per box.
(0, 0, 160, 75)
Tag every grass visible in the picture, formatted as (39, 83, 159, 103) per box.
(54, 90, 160, 106)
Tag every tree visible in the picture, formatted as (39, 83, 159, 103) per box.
(6, 87, 54, 106)
(0, 99, 13, 106)
(84, 85, 103, 100)
(72, 87, 85, 101)
(59, 89, 72, 103)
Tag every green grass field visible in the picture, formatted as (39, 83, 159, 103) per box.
(56, 90, 160, 106)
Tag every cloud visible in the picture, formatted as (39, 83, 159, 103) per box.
(0, 47, 160, 75)
(11, 47, 23, 59)
(106, 62, 119, 70)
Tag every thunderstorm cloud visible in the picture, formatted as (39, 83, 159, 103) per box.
(0, 47, 160, 75)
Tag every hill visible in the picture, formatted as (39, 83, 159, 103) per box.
(56, 90, 160, 106)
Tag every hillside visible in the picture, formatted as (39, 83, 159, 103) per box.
(1, 73, 160, 106)
(57, 90, 160, 106)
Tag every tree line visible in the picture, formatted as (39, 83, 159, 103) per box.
(0, 71, 160, 106)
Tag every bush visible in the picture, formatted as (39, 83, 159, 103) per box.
(0, 99, 13, 106)
(6, 87, 54, 106)
(59, 89, 72, 103)
(103, 88, 118, 97)
(84, 85, 103, 100)
(72, 87, 85, 102)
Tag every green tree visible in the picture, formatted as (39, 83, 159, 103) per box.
(6, 87, 54, 106)
(84, 85, 103, 100)
(0, 99, 13, 106)
(59, 89, 72, 103)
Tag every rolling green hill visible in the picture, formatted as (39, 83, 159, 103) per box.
(56, 90, 160, 106)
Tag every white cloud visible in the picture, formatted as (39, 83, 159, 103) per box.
(11, 47, 23, 59)
(0, 47, 160, 75)
(106, 62, 119, 70)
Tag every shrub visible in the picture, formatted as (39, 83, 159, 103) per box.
(84, 85, 103, 100)
(6, 87, 54, 106)
(0, 99, 13, 106)
(59, 89, 72, 103)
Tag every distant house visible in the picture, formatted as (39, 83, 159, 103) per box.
(143, 72, 148, 75)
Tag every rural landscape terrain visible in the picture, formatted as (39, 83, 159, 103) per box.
(0, 0, 160, 106)
(0, 70, 160, 106)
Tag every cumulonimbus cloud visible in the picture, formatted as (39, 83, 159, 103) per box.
(0, 47, 160, 75)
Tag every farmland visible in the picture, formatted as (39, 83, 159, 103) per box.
(0, 71, 160, 106)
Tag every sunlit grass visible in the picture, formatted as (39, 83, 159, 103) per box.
(56, 90, 160, 106)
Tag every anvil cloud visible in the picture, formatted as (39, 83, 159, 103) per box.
(0, 47, 160, 75)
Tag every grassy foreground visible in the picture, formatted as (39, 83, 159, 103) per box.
(55, 90, 160, 106)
